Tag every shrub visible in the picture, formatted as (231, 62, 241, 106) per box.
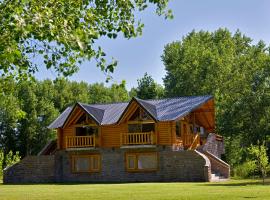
(233, 160, 257, 178)
(0, 150, 21, 179)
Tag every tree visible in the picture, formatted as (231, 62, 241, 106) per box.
(0, 77, 131, 157)
(0, 0, 172, 79)
(134, 73, 164, 99)
(0, 79, 25, 158)
(248, 143, 270, 184)
(162, 29, 270, 165)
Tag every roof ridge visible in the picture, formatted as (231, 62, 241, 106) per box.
(78, 101, 129, 106)
(135, 95, 213, 102)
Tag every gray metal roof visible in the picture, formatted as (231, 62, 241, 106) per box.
(48, 107, 73, 129)
(137, 95, 213, 121)
(48, 95, 213, 129)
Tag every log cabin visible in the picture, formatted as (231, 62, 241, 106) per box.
(3, 95, 230, 183)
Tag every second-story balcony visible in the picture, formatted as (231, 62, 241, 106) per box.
(120, 131, 156, 146)
(65, 135, 96, 149)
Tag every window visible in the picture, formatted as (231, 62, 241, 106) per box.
(72, 155, 101, 173)
(129, 108, 152, 121)
(126, 153, 158, 171)
(128, 123, 155, 133)
(76, 126, 98, 136)
(189, 124, 194, 134)
(176, 121, 181, 137)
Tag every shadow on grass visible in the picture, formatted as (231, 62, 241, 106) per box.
(204, 179, 270, 187)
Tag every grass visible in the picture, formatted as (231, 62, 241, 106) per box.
(0, 179, 269, 200)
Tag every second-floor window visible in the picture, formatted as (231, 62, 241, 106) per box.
(76, 126, 98, 136)
(127, 107, 155, 133)
(176, 121, 181, 137)
(128, 123, 155, 133)
(75, 113, 98, 136)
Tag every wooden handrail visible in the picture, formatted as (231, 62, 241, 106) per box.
(66, 135, 95, 148)
(121, 132, 155, 145)
(188, 134, 200, 150)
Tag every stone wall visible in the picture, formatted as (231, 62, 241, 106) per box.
(202, 133, 225, 158)
(3, 155, 55, 183)
(54, 147, 211, 183)
(202, 151, 230, 178)
(4, 147, 212, 183)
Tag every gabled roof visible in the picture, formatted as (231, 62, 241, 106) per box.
(48, 95, 213, 129)
(48, 107, 72, 129)
(137, 95, 213, 121)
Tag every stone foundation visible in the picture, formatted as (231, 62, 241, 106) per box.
(54, 146, 211, 183)
(4, 147, 211, 183)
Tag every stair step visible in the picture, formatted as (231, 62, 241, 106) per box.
(211, 173, 229, 182)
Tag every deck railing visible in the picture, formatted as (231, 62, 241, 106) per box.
(66, 135, 95, 148)
(121, 132, 155, 145)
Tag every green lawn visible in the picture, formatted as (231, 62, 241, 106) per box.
(0, 179, 269, 200)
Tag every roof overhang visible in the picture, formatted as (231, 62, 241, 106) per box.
(117, 97, 157, 124)
(62, 102, 101, 128)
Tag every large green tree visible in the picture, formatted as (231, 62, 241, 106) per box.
(162, 29, 270, 166)
(0, 0, 171, 79)
(0, 78, 130, 157)
(131, 72, 164, 99)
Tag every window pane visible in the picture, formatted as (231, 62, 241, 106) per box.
(141, 110, 151, 120)
(76, 127, 86, 136)
(128, 124, 141, 133)
(75, 157, 90, 172)
(129, 108, 140, 121)
(127, 155, 136, 169)
(137, 154, 157, 170)
(86, 126, 98, 135)
(176, 121, 181, 137)
(76, 114, 87, 124)
(91, 156, 99, 170)
(142, 123, 155, 132)
(76, 126, 97, 136)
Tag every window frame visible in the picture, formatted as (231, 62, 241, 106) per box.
(71, 154, 101, 173)
(125, 152, 158, 172)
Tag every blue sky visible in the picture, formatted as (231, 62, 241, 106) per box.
(35, 0, 270, 90)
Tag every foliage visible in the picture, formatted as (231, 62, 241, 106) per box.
(248, 143, 270, 184)
(233, 161, 257, 178)
(0, 150, 20, 178)
(224, 135, 245, 167)
(0, 0, 172, 80)
(131, 73, 164, 99)
(162, 28, 270, 163)
(0, 78, 130, 158)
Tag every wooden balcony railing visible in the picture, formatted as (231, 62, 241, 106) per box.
(121, 132, 155, 146)
(66, 135, 95, 148)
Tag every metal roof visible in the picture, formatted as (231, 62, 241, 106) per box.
(48, 95, 213, 129)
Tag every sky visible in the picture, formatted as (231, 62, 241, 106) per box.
(35, 0, 270, 90)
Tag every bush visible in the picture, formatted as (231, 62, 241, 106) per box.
(0, 150, 21, 179)
(233, 160, 257, 178)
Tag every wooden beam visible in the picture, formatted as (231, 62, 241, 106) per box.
(193, 109, 214, 113)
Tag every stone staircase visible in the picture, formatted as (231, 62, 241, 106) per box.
(211, 173, 228, 182)
(200, 150, 230, 182)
